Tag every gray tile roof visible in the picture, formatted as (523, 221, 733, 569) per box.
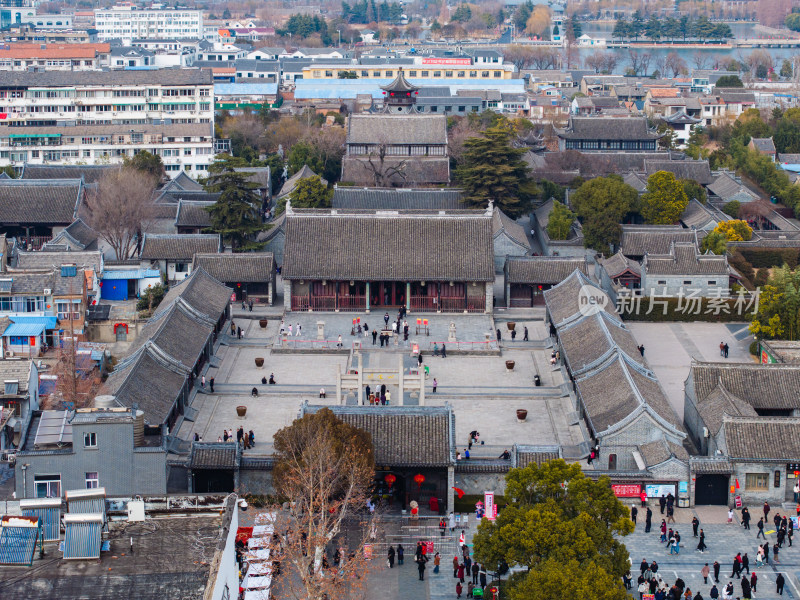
(620, 225, 698, 257)
(301, 405, 453, 467)
(192, 252, 274, 283)
(778, 154, 800, 164)
(623, 172, 647, 193)
(103, 343, 189, 426)
(332, 187, 463, 210)
(276, 165, 326, 199)
(575, 353, 683, 435)
(515, 446, 560, 468)
(282, 209, 494, 282)
(558, 310, 644, 376)
(759, 340, 800, 364)
(707, 172, 757, 202)
(140, 233, 220, 260)
(47, 218, 98, 251)
(191, 443, 238, 469)
(156, 190, 221, 205)
(724, 417, 800, 460)
(543, 270, 619, 328)
(0, 69, 212, 87)
(0, 360, 32, 393)
(492, 208, 530, 250)
(558, 116, 662, 140)
(696, 383, 758, 436)
(644, 159, 713, 185)
(680, 199, 725, 230)
(158, 266, 231, 322)
(750, 137, 776, 154)
(174, 200, 214, 228)
(233, 167, 271, 190)
(717, 89, 756, 104)
(341, 156, 450, 185)
(4, 270, 56, 296)
(690, 362, 800, 410)
(20, 164, 115, 184)
(347, 114, 448, 145)
(16, 250, 102, 274)
(169, 171, 205, 191)
(643, 241, 728, 276)
(639, 437, 689, 467)
(0, 179, 81, 225)
(506, 256, 587, 285)
(600, 252, 641, 279)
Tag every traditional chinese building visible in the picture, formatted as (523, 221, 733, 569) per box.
(281, 204, 494, 313)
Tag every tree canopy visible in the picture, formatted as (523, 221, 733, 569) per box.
(204, 156, 265, 250)
(456, 119, 539, 219)
(570, 175, 638, 254)
(546, 200, 576, 241)
(281, 175, 332, 214)
(472, 460, 632, 600)
(749, 266, 800, 341)
(641, 171, 689, 225)
(716, 74, 743, 88)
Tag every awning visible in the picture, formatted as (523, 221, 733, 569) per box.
(102, 269, 160, 280)
(9, 315, 58, 329)
(4, 322, 46, 336)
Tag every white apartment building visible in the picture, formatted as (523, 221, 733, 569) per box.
(94, 5, 203, 41)
(0, 70, 215, 177)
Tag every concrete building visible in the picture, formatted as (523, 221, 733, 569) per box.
(14, 407, 167, 498)
(641, 241, 732, 298)
(0, 70, 215, 175)
(94, 5, 203, 41)
(0, 359, 38, 455)
(556, 116, 663, 152)
(139, 233, 221, 283)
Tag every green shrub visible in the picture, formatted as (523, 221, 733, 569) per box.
(136, 283, 167, 312)
(754, 268, 770, 287)
(749, 340, 759, 356)
(722, 200, 741, 217)
(739, 248, 800, 269)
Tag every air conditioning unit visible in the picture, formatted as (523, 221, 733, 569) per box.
(0, 451, 16, 464)
(5, 351, 13, 358)
(43, 288, 52, 295)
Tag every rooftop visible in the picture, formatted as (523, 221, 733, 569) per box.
(643, 241, 728, 276)
(689, 361, 800, 410)
(0, 179, 82, 225)
(620, 225, 698, 257)
(140, 234, 221, 261)
(505, 256, 587, 284)
(557, 116, 663, 141)
(191, 252, 275, 284)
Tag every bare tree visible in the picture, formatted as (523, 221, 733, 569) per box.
(359, 143, 409, 187)
(738, 198, 773, 229)
(503, 44, 536, 71)
(627, 49, 644, 76)
(84, 167, 159, 260)
(302, 126, 345, 178)
(692, 51, 709, 71)
(639, 52, 652, 78)
(584, 50, 605, 73)
(271, 408, 378, 600)
(603, 53, 619, 75)
(530, 47, 559, 70)
(448, 119, 482, 167)
(664, 52, 688, 77)
(653, 54, 668, 78)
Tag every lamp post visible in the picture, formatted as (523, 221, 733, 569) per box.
(337, 29, 341, 47)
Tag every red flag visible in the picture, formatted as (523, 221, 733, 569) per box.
(735, 478, 740, 489)
(452, 486, 465, 499)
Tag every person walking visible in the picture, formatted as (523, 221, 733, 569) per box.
(723, 343, 729, 358)
(645, 507, 652, 533)
(417, 556, 426, 581)
(742, 553, 749, 575)
(692, 516, 699, 537)
(731, 553, 742, 578)
(453, 555, 459, 578)
(471, 562, 479, 585)
(384, 312, 390, 327)
(764, 501, 771, 521)
(433, 552, 440, 574)
(741, 576, 751, 599)
(631, 505, 638, 526)
(209, 377, 214, 393)
(441, 344, 447, 358)
(397, 544, 404, 565)
(777, 572, 785, 595)
(757, 518, 766, 539)
(660, 520, 667, 542)
(659, 495, 667, 515)
(742, 507, 751, 530)
(432, 378, 437, 393)
(372, 329, 378, 345)
(388, 546, 395, 568)
(456, 582, 463, 599)
(697, 529, 706, 553)
(773, 542, 780, 563)
(702, 564, 710, 584)
(713, 560, 721, 583)
(709, 585, 719, 600)
(667, 504, 676, 523)
(479, 567, 487, 589)
(457, 562, 465, 583)
(523, 326, 528, 341)
(750, 572, 757, 594)
(496, 329, 501, 343)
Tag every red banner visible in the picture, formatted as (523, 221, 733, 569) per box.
(612, 484, 641, 497)
(421, 57, 471, 65)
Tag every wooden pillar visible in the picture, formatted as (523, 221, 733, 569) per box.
(335, 282, 339, 312)
(406, 282, 411, 312)
(365, 282, 370, 313)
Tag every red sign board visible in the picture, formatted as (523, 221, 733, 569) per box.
(425, 541, 434, 554)
(421, 57, 471, 66)
(612, 484, 641, 497)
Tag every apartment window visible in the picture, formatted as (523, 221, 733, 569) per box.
(458, 106, 465, 112)
(373, 71, 381, 77)
(385, 71, 393, 77)
(775, 470, 781, 488)
(409, 70, 417, 77)
(683, 280, 692, 285)
(745, 473, 768, 491)
(469, 71, 477, 77)
(481, 71, 489, 78)
(457, 71, 465, 77)
(361, 70, 368, 77)
(56, 299, 80, 320)
(34, 474, 61, 498)
(657, 280, 667, 285)
(421, 71, 429, 77)
(445, 71, 453, 77)
(84, 432, 97, 448)
(325, 71, 333, 77)
(85, 472, 99, 489)
(494, 71, 501, 77)
(175, 262, 188, 272)
(708, 280, 717, 285)
(433, 71, 441, 77)
(430, 106, 437, 112)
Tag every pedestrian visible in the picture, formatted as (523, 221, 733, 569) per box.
(719, 341, 725, 356)
(471, 562, 479, 584)
(764, 501, 771, 521)
(523, 326, 528, 341)
(457, 562, 465, 583)
(337, 334, 342, 348)
(251, 387, 258, 397)
(697, 529, 706, 552)
(659, 494, 667, 515)
(384, 312, 389, 327)
(417, 556, 426, 581)
(757, 517, 765, 539)
(296, 323, 301, 336)
(249, 299, 254, 312)
(288, 324, 292, 336)
(449, 512, 456, 532)
(631, 505, 638, 526)
(439, 518, 446, 537)
(209, 377, 214, 393)
(364, 322, 369, 338)
(789, 525, 794, 547)
(645, 507, 652, 533)
(777, 572, 785, 595)
(742, 552, 749, 574)
(237, 326, 242, 339)
(479, 567, 487, 589)
(433, 378, 437, 393)
(456, 582, 463, 599)
(201, 375, 205, 388)
(741, 576, 751, 599)
(667, 504, 675, 523)
(742, 506, 750, 529)
(773, 542, 780, 563)
(750, 572, 757, 594)
(269, 373, 275, 384)
(397, 544, 404, 565)
(249, 430, 254, 447)
(365, 385, 371, 402)
(709, 585, 719, 600)
(433, 552, 440, 574)
(496, 329, 501, 342)
(724, 343, 729, 358)
(639, 344, 645, 356)
(795, 481, 800, 503)
(388, 546, 395, 568)
(441, 344, 447, 358)
(660, 520, 667, 542)
(231, 322, 236, 336)
(692, 516, 699, 537)
(727, 508, 734, 524)
(731, 553, 742, 578)
(702, 564, 710, 584)
(453, 555, 459, 578)
(319, 387, 326, 398)
(713, 560, 721, 583)
(372, 329, 378, 345)
(511, 329, 516, 341)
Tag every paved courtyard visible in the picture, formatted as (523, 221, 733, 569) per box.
(627, 322, 755, 421)
(622, 504, 800, 599)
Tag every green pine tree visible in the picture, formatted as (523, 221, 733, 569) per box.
(204, 158, 265, 250)
(456, 120, 539, 219)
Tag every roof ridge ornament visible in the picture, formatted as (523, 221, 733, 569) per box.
(486, 199, 494, 216)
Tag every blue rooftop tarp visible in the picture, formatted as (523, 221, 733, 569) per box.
(102, 269, 160, 280)
(0, 520, 39, 565)
(4, 322, 46, 336)
(8, 315, 58, 328)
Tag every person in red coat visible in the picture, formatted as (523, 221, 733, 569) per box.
(457, 563, 465, 583)
(456, 582, 463, 598)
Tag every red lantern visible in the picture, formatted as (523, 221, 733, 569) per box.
(384, 474, 396, 489)
(413, 473, 425, 489)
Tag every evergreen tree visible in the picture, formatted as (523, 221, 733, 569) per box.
(570, 15, 582, 38)
(204, 158, 264, 250)
(456, 120, 539, 219)
(641, 171, 689, 225)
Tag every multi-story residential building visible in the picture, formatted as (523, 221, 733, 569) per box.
(0, 70, 215, 176)
(94, 4, 203, 41)
(300, 54, 516, 81)
(0, 43, 110, 71)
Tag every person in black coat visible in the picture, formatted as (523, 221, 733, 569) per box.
(777, 572, 785, 595)
(388, 546, 395, 568)
(713, 561, 721, 583)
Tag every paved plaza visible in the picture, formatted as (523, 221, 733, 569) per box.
(627, 322, 755, 420)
